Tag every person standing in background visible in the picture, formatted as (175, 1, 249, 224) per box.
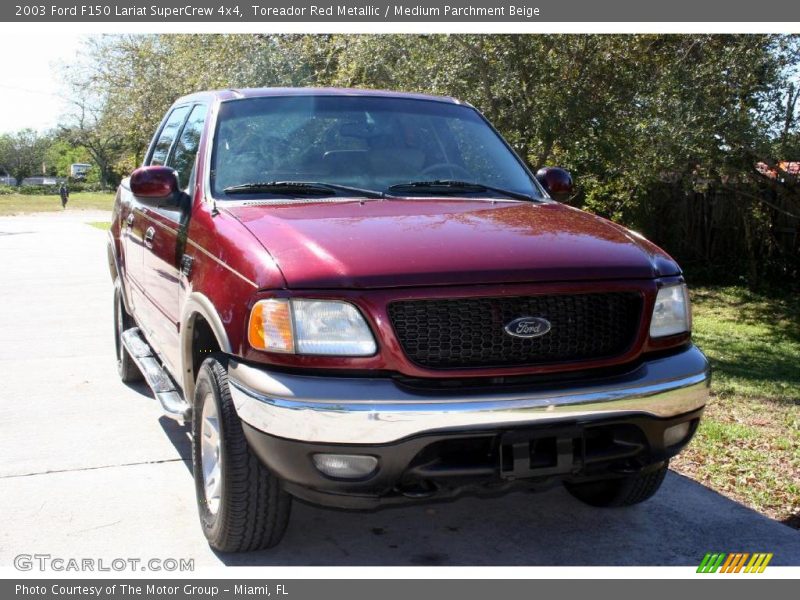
(59, 182, 69, 209)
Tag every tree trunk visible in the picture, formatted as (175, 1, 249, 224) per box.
(740, 200, 760, 288)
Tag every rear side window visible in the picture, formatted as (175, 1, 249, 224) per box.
(149, 106, 191, 166)
(170, 104, 208, 189)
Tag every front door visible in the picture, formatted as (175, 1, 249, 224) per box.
(142, 103, 208, 376)
(120, 191, 146, 317)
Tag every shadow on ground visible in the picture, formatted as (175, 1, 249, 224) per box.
(210, 472, 800, 566)
(158, 416, 193, 473)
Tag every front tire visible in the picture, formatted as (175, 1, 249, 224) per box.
(192, 356, 292, 552)
(114, 284, 142, 383)
(564, 462, 669, 507)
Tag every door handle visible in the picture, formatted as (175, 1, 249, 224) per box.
(125, 213, 134, 228)
(144, 226, 155, 249)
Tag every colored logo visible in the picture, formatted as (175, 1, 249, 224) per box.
(697, 552, 773, 573)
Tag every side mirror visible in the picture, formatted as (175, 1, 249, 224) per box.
(130, 166, 180, 206)
(535, 167, 574, 202)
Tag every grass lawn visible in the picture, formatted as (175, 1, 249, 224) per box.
(671, 286, 800, 529)
(0, 192, 115, 215)
(88, 221, 111, 231)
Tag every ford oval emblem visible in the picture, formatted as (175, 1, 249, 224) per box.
(504, 316, 551, 338)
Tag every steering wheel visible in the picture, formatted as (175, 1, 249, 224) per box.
(420, 162, 473, 181)
(219, 133, 288, 187)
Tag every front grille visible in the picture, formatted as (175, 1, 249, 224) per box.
(387, 292, 643, 369)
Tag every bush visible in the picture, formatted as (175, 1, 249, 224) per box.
(68, 181, 109, 193)
(0, 182, 112, 195)
(15, 185, 61, 195)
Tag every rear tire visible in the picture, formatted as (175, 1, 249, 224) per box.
(192, 356, 292, 552)
(564, 462, 669, 507)
(114, 284, 142, 383)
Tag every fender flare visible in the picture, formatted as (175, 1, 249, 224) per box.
(180, 292, 232, 401)
(107, 236, 119, 282)
(109, 240, 134, 317)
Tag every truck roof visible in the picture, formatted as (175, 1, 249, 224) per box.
(172, 87, 465, 106)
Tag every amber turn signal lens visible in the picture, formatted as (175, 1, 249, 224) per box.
(248, 299, 295, 353)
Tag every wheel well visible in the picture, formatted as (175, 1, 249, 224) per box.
(190, 314, 222, 385)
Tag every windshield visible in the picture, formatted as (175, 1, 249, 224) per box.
(210, 95, 543, 199)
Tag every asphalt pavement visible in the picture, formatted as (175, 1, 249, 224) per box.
(0, 210, 798, 568)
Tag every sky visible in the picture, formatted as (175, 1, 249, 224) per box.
(0, 33, 87, 134)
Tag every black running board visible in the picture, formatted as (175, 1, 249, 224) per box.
(121, 327, 191, 424)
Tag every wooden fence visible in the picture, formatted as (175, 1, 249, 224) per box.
(631, 182, 800, 284)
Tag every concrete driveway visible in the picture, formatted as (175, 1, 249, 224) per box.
(0, 211, 797, 568)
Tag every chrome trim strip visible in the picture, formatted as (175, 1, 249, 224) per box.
(185, 239, 258, 288)
(138, 209, 181, 234)
(228, 345, 710, 444)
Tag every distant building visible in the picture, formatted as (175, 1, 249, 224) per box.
(70, 163, 92, 180)
(21, 176, 64, 187)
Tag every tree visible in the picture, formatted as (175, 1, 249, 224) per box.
(60, 95, 124, 188)
(63, 34, 314, 164)
(44, 138, 93, 179)
(0, 129, 52, 183)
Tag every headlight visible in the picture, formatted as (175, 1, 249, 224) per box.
(248, 299, 377, 356)
(650, 283, 692, 338)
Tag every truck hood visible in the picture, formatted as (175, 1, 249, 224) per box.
(224, 199, 680, 289)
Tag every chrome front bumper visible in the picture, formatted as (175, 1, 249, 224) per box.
(228, 345, 710, 445)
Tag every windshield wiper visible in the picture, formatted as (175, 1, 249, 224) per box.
(387, 180, 536, 202)
(223, 181, 385, 199)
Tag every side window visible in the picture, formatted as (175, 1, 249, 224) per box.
(149, 106, 191, 166)
(170, 104, 208, 189)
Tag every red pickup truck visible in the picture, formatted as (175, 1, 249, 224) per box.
(109, 88, 710, 552)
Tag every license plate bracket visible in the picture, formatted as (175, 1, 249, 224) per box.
(499, 428, 579, 479)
